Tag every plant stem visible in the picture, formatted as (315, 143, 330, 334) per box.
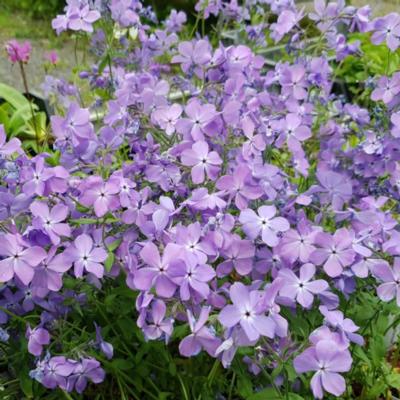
(62, 390, 75, 400)
(19, 61, 40, 151)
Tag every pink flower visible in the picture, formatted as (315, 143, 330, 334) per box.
(45, 50, 59, 65)
(5, 40, 31, 63)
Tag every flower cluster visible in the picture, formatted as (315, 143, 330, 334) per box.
(30, 354, 105, 393)
(3, 0, 400, 398)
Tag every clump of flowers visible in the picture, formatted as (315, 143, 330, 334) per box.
(3, 0, 400, 398)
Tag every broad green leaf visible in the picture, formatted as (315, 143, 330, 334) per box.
(0, 83, 34, 110)
(288, 394, 305, 400)
(104, 252, 115, 272)
(19, 370, 33, 398)
(107, 238, 122, 252)
(387, 372, 400, 389)
(369, 336, 387, 368)
(246, 387, 280, 400)
(237, 376, 253, 398)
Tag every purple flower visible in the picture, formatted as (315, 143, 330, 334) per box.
(371, 73, 400, 104)
(280, 113, 312, 152)
(42, 356, 76, 390)
(271, 10, 302, 42)
(174, 222, 212, 264)
(172, 40, 212, 78)
(391, 112, 400, 137)
(69, 358, 105, 393)
(218, 282, 276, 342)
(311, 228, 356, 277)
(372, 258, 400, 305)
(30, 201, 70, 245)
(64, 234, 107, 279)
(134, 242, 182, 298)
(26, 325, 50, 356)
(294, 340, 352, 399)
(239, 205, 290, 247)
(0, 234, 46, 285)
(176, 99, 219, 141)
(280, 65, 307, 100)
(309, 0, 349, 31)
(186, 187, 227, 210)
(94, 323, 114, 359)
(152, 196, 175, 232)
(319, 306, 364, 346)
(0, 125, 22, 155)
(226, 45, 253, 72)
(52, 13, 69, 35)
(55, 4, 101, 34)
(110, 0, 139, 27)
(32, 246, 72, 295)
(277, 220, 320, 263)
(279, 263, 328, 308)
(217, 238, 255, 277)
(216, 164, 263, 210)
(165, 9, 187, 33)
(142, 300, 174, 341)
(371, 13, 400, 51)
(179, 306, 220, 357)
(51, 103, 94, 146)
(79, 177, 120, 217)
(169, 253, 215, 301)
(0, 192, 31, 220)
(181, 141, 222, 184)
(310, 169, 352, 211)
(153, 104, 182, 136)
(70, 5, 100, 32)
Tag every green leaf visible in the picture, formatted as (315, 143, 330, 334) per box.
(8, 103, 31, 134)
(367, 379, 387, 399)
(107, 238, 122, 252)
(45, 150, 61, 166)
(0, 83, 34, 110)
(288, 394, 304, 400)
(168, 362, 177, 376)
(105, 252, 115, 272)
(237, 376, 253, 398)
(369, 336, 387, 368)
(246, 387, 280, 400)
(112, 358, 133, 371)
(98, 53, 110, 75)
(387, 371, 400, 389)
(70, 218, 98, 225)
(353, 346, 371, 368)
(270, 363, 283, 380)
(19, 370, 33, 398)
(75, 203, 92, 213)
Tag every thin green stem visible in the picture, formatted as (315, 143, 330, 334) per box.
(228, 372, 235, 400)
(177, 373, 190, 400)
(62, 390, 75, 400)
(19, 61, 40, 151)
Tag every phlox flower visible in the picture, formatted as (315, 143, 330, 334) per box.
(181, 141, 222, 184)
(239, 205, 290, 247)
(0, 234, 46, 285)
(294, 340, 352, 399)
